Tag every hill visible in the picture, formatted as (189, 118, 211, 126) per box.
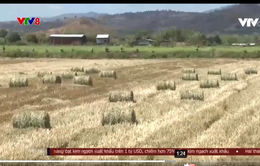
(41, 12, 109, 22)
(1, 4, 260, 35)
(36, 18, 116, 41)
(100, 4, 260, 35)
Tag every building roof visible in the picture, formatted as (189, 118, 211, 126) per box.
(50, 34, 85, 38)
(96, 34, 110, 38)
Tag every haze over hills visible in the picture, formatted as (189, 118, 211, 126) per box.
(1, 4, 260, 36)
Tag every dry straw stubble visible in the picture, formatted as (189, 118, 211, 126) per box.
(99, 70, 117, 79)
(200, 79, 219, 88)
(180, 90, 204, 101)
(13, 111, 51, 129)
(9, 77, 28, 87)
(156, 80, 176, 90)
(61, 72, 77, 79)
(37, 71, 52, 77)
(182, 68, 196, 73)
(182, 73, 199, 81)
(109, 91, 134, 102)
(221, 73, 238, 81)
(101, 107, 137, 126)
(42, 75, 62, 84)
(207, 69, 221, 75)
(244, 68, 258, 75)
(73, 76, 93, 86)
(71, 67, 84, 72)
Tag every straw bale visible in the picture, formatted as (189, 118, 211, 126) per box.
(84, 68, 100, 74)
(182, 73, 199, 81)
(73, 76, 93, 86)
(37, 71, 52, 77)
(200, 79, 219, 88)
(9, 77, 28, 87)
(221, 73, 238, 81)
(156, 80, 176, 90)
(101, 108, 137, 126)
(109, 91, 134, 102)
(244, 68, 258, 75)
(207, 69, 221, 75)
(13, 111, 51, 129)
(42, 75, 62, 84)
(180, 90, 204, 101)
(182, 68, 195, 73)
(61, 72, 77, 79)
(71, 67, 84, 72)
(99, 70, 117, 79)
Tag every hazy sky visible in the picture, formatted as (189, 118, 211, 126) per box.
(0, 4, 232, 22)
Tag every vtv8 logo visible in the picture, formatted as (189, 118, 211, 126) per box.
(17, 17, 41, 25)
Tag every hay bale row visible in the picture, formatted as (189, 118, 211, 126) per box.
(99, 70, 117, 79)
(208, 69, 221, 75)
(109, 91, 134, 102)
(37, 71, 52, 77)
(61, 72, 77, 79)
(85, 68, 100, 74)
(73, 76, 93, 86)
(182, 68, 195, 73)
(71, 67, 84, 72)
(245, 68, 258, 75)
(42, 75, 62, 84)
(101, 108, 137, 126)
(9, 77, 28, 87)
(182, 73, 199, 81)
(221, 73, 238, 81)
(156, 80, 176, 90)
(13, 111, 51, 129)
(180, 90, 204, 101)
(200, 79, 219, 88)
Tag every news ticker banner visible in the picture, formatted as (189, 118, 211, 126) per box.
(47, 148, 260, 156)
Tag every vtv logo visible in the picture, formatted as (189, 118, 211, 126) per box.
(238, 18, 260, 27)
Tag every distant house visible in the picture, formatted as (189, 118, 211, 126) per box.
(96, 34, 110, 44)
(135, 39, 156, 46)
(49, 34, 87, 45)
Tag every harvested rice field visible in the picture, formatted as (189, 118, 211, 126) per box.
(1, 58, 260, 163)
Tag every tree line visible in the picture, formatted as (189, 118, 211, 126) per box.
(0, 28, 259, 46)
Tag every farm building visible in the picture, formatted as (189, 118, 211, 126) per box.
(96, 34, 110, 44)
(49, 34, 87, 45)
(135, 39, 156, 46)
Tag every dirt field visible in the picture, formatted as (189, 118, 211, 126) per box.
(1, 58, 260, 163)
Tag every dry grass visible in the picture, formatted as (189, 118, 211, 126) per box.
(0, 58, 260, 163)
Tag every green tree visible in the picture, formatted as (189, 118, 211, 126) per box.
(0, 29, 8, 44)
(38, 34, 48, 44)
(213, 35, 222, 45)
(0, 29, 8, 38)
(26, 34, 38, 44)
(7, 32, 21, 43)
